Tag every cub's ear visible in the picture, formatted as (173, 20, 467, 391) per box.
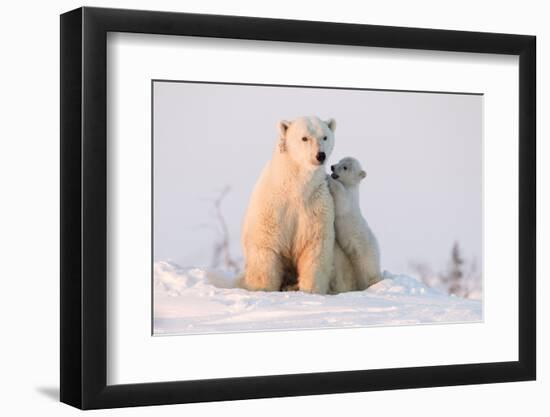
(277, 120, 290, 153)
(359, 170, 367, 179)
(325, 118, 336, 132)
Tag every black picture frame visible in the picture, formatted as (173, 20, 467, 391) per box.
(60, 6, 536, 410)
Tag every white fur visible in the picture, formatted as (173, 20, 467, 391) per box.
(328, 241, 358, 293)
(240, 116, 337, 294)
(328, 157, 382, 289)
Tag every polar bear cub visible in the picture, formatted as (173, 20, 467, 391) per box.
(328, 157, 381, 289)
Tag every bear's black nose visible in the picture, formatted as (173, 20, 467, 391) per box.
(316, 152, 326, 163)
(330, 165, 335, 172)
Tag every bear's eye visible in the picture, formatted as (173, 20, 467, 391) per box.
(343, 166, 347, 170)
(323, 136, 327, 141)
(302, 137, 308, 142)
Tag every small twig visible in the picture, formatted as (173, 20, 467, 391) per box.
(210, 186, 240, 274)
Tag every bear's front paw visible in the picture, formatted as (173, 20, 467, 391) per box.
(327, 177, 342, 194)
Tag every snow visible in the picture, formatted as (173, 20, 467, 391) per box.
(153, 261, 482, 335)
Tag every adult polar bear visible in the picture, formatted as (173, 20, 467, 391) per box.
(239, 116, 356, 294)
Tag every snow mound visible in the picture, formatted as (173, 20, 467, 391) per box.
(368, 271, 438, 296)
(153, 261, 482, 335)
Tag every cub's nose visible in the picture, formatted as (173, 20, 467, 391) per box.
(330, 165, 335, 172)
(316, 152, 326, 163)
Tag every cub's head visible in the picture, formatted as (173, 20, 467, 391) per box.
(277, 116, 336, 168)
(330, 157, 366, 186)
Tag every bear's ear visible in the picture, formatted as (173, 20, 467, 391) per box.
(359, 170, 367, 179)
(277, 120, 291, 137)
(326, 118, 336, 132)
(277, 120, 290, 153)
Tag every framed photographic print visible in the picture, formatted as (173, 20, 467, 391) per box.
(60, 6, 536, 409)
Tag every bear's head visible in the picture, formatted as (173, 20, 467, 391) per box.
(277, 116, 336, 168)
(330, 157, 366, 187)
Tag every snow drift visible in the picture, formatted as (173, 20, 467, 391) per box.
(153, 261, 482, 335)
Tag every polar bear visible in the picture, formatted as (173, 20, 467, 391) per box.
(239, 116, 336, 294)
(328, 157, 382, 289)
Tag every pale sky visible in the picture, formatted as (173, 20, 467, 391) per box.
(153, 81, 482, 277)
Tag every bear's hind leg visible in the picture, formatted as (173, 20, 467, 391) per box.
(241, 248, 284, 291)
(356, 238, 382, 290)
